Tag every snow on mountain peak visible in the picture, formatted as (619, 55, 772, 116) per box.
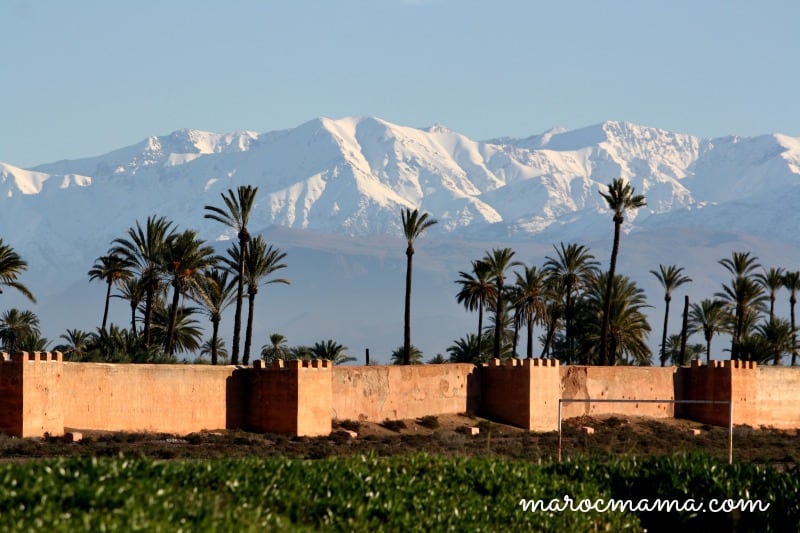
(4, 117, 800, 249)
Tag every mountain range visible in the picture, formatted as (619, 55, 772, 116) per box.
(2, 117, 800, 362)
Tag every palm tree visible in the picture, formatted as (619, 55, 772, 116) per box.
(149, 303, 202, 357)
(400, 208, 437, 365)
(0, 239, 35, 303)
(193, 268, 235, 365)
(446, 334, 490, 364)
(719, 251, 761, 280)
(0, 309, 41, 353)
(784, 271, 800, 366)
(455, 260, 496, 359)
(688, 298, 727, 363)
(113, 277, 146, 334)
(54, 329, 95, 361)
(88, 253, 133, 330)
(204, 185, 259, 365)
(650, 264, 692, 367)
(756, 267, 785, 321)
(482, 248, 522, 360)
(427, 354, 447, 364)
(199, 338, 229, 364)
(716, 275, 765, 360)
(310, 339, 355, 365)
(261, 333, 289, 364)
(391, 344, 424, 365)
(598, 179, 646, 365)
(225, 236, 289, 365)
(112, 216, 176, 348)
(578, 272, 652, 366)
(162, 230, 216, 356)
(513, 265, 547, 359)
(543, 242, 599, 363)
(753, 317, 794, 365)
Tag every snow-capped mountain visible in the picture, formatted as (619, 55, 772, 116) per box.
(2, 117, 800, 361)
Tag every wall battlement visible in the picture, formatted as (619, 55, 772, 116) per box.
(0, 353, 798, 438)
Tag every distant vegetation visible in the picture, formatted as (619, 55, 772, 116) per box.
(1, 179, 799, 366)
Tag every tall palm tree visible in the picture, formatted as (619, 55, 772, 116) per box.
(204, 185, 259, 365)
(543, 242, 599, 363)
(112, 216, 176, 348)
(598, 179, 646, 365)
(650, 264, 692, 367)
(193, 268, 235, 365)
(310, 339, 355, 365)
(513, 265, 547, 359)
(88, 253, 133, 330)
(0, 239, 36, 303)
(400, 208, 437, 365)
(455, 259, 496, 359)
(162, 230, 216, 356)
(783, 271, 800, 366)
(688, 298, 727, 364)
(481, 248, 522, 360)
(756, 267, 785, 321)
(225, 237, 289, 365)
(0, 309, 41, 353)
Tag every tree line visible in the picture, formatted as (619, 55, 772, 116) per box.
(1, 179, 799, 366)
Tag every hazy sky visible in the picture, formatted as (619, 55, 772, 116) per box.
(2, 0, 798, 168)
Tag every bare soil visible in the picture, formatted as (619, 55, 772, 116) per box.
(0, 414, 796, 465)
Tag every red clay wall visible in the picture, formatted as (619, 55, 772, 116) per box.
(560, 366, 677, 419)
(247, 359, 332, 437)
(0, 352, 64, 438)
(677, 360, 757, 427)
(481, 358, 560, 431)
(331, 363, 478, 422)
(756, 366, 800, 429)
(61, 362, 243, 434)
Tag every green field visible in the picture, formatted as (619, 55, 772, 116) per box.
(0, 453, 796, 531)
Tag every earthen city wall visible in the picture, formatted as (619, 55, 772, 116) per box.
(0, 351, 798, 438)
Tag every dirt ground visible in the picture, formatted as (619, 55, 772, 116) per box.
(0, 414, 797, 465)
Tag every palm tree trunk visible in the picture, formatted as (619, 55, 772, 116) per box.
(679, 295, 689, 364)
(243, 289, 256, 365)
(493, 278, 503, 360)
(526, 315, 534, 359)
(130, 301, 137, 335)
(792, 293, 797, 366)
(231, 240, 247, 366)
(403, 246, 413, 365)
(102, 280, 112, 330)
(512, 315, 519, 358)
(211, 316, 220, 365)
(477, 304, 484, 359)
(706, 335, 712, 365)
(600, 217, 622, 366)
(660, 296, 671, 366)
(165, 281, 181, 356)
(143, 285, 155, 348)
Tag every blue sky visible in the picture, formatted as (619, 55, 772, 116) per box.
(2, 0, 799, 168)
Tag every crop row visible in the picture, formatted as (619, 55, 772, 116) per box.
(0, 453, 796, 531)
